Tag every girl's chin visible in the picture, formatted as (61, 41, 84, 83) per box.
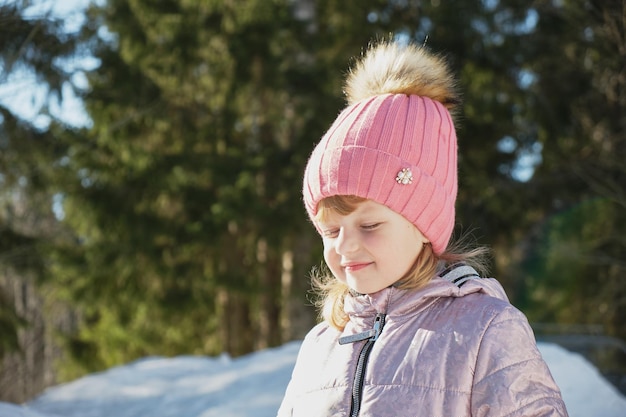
(346, 282, 387, 295)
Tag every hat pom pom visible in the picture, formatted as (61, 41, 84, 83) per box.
(345, 41, 460, 112)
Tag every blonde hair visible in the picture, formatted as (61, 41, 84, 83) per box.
(311, 195, 490, 331)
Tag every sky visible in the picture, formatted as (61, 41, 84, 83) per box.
(0, 0, 95, 129)
(0, 341, 624, 417)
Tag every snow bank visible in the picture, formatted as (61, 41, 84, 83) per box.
(0, 342, 624, 417)
(538, 343, 626, 416)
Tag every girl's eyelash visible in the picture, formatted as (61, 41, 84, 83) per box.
(321, 222, 382, 236)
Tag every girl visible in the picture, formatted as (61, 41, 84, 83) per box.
(278, 41, 568, 416)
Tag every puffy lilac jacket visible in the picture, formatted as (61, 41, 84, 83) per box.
(278, 265, 568, 416)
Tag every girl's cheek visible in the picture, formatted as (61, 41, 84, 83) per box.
(322, 243, 336, 261)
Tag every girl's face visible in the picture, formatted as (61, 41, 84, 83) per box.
(317, 199, 429, 295)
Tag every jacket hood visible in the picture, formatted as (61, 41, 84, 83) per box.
(344, 264, 509, 319)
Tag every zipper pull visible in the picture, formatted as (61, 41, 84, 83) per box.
(339, 313, 387, 345)
(370, 313, 385, 341)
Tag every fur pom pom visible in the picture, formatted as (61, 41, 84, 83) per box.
(345, 41, 460, 111)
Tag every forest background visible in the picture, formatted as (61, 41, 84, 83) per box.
(0, 0, 624, 404)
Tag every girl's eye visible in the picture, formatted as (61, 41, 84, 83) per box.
(322, 228, 339, 238)
(361, 223, 381, 231)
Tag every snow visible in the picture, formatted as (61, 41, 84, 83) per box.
(0, 341, 624, 417)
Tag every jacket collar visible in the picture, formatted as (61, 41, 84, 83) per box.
(344, 264, 509, 319)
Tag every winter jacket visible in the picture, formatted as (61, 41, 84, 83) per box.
(277, 265, 568, 417)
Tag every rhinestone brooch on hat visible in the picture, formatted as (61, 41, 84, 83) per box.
(396, 168, 413, 185)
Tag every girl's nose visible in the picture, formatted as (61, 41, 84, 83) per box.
(335, 228, 358, 255)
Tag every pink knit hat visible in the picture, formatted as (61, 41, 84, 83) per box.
(302, 42, 460, 254)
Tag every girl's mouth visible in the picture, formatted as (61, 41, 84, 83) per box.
(343, 262, 372, 272)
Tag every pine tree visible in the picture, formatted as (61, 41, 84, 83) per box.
(0, 0, 82, 401)
(515, 0, 626, 339)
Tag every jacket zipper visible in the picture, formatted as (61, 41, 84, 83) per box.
(338, 312, 387, 417)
